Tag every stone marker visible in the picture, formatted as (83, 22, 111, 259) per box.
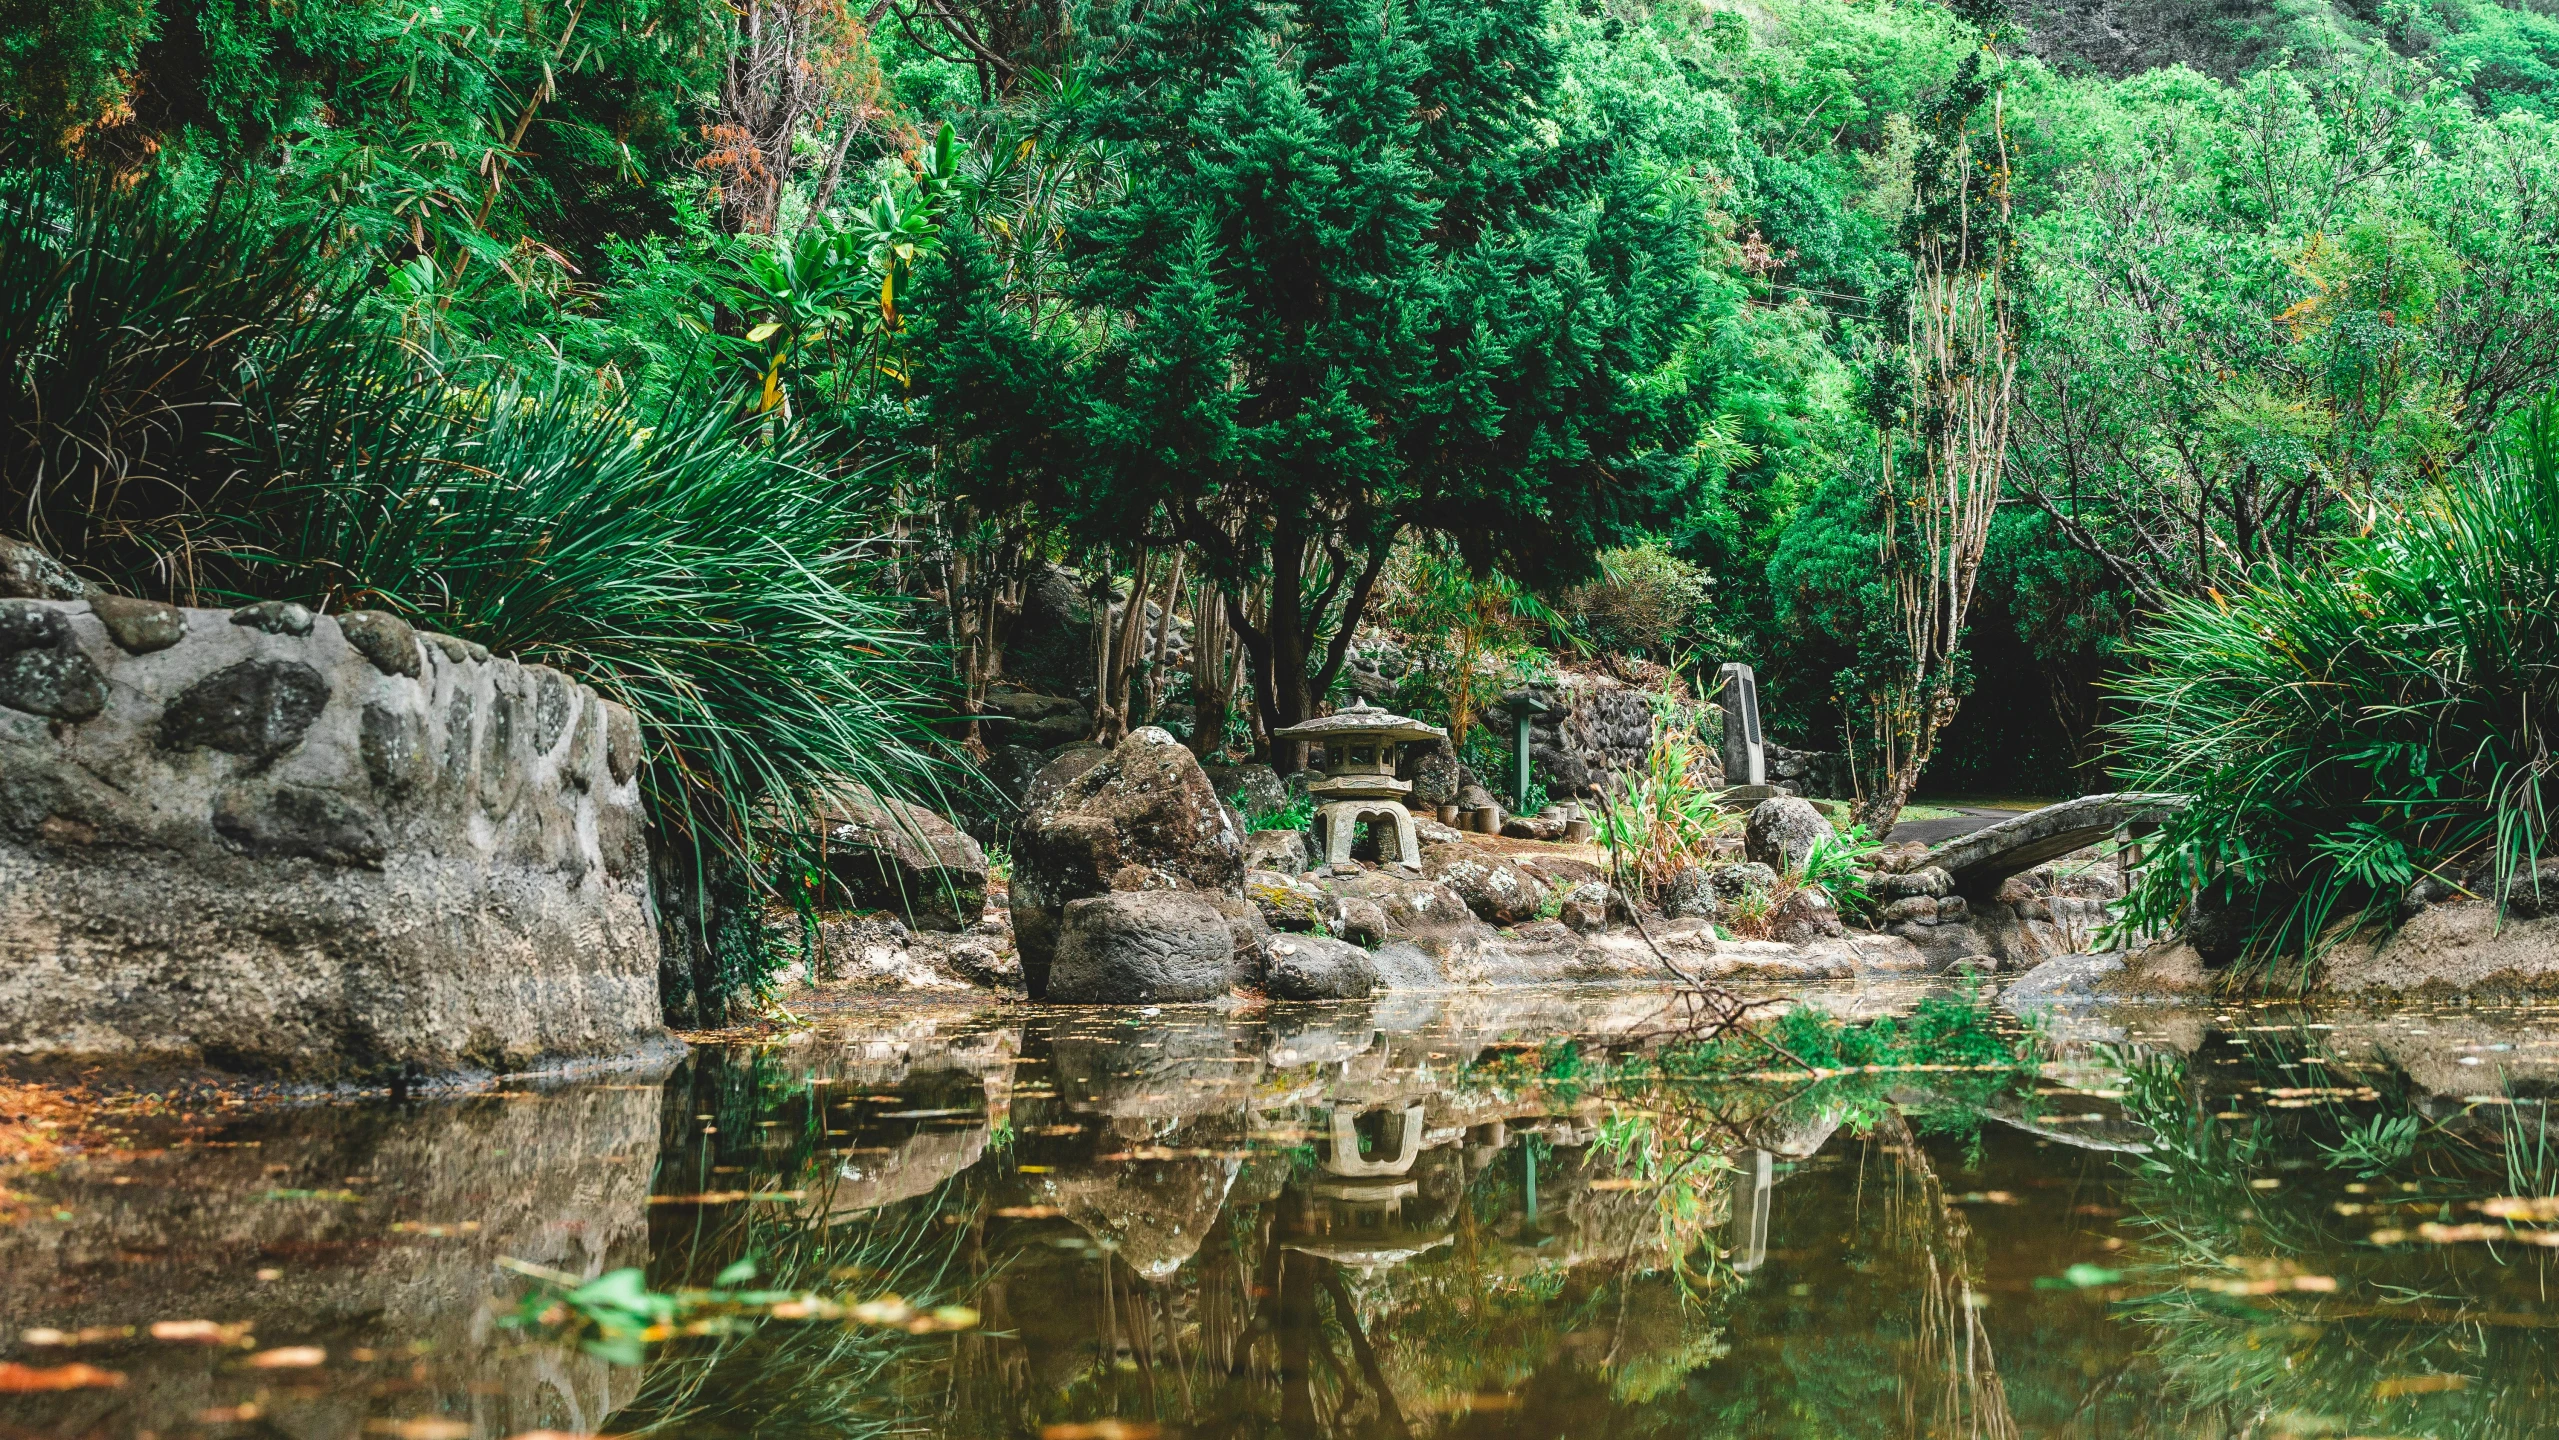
(1717, 662, 1765, 787)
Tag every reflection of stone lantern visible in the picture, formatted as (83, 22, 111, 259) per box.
(1273, 701, 1448, 871)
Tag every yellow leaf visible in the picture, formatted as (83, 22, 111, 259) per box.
(746, 322, 781, 343)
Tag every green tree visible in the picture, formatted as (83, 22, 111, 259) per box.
(918, 0, 1725, 756)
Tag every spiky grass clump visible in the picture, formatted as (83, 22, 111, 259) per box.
(1, 173, 951, 1017)
(2109, 404, 2559, 969)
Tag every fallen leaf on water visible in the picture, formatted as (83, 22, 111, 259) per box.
(647, 1192, 806, 1206)
(2370, 1223, 2559, 1248)
(1584, 1178, 1648, 1191)
(2479, 1196, 2559, 1222)
(246, 1346, 327, 1369)
(2374, 1373, 2470, 1398)
(365, 1419, 474, 1440)
(20, 1326, 133, 1346)
(151, 1320, 254, 1345)
(0, 1361, 126, 1392)
(995, 1205, 1065, 1218)
(505, 1432, 620, 1440)
(198, 1404, 262, 1423)
(1040, 1423, 1161, 1440)
(1953, 1191, 2018, 1205)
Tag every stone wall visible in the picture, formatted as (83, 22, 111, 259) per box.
(0, 595, 664, 1078)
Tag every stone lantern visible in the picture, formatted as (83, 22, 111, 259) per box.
(1272, 701, 1448, 871)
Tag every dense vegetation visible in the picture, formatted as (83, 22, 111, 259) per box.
(7, 0, 2559, 997)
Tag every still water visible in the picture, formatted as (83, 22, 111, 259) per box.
(4, 986, 2557, 1439)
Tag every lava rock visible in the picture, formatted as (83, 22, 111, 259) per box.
(90, 593, 186, 654)
(1208, 763, 1289, 820)
(0, 604, 105, 720)
(602, 701, 642, 784)
(230, 600, 315, 637)
(1244, 828, 1310, 875)
(1336, 897, 1389, 948)
(1013, 727, 1246, 996)
(0, 537, 85, 600)
(1873, 865, 1955, 901)
(1406, 742, 1462, 807)
(1771, 887, 1844, 943)
(1247, 869, 1338, 933)
(810, 786, 990, 931)
(1046, 890, 1237, 1004)
(158, 658, 329, 762)
(1745, 797, 1834, 873)
(1423, 850, 1547, 926)
(1881, 895, 1940, 925)
(1264, 933, 1378, 1000)
(335, 610, 422, 677)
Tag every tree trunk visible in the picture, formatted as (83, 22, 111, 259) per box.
(1188, 577, 1232, 760)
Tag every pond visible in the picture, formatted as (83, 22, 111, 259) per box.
(4, 986, 2556, 1439)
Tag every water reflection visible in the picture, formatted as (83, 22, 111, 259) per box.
(4, 991, 2558, 1438)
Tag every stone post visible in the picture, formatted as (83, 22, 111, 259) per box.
(1717, 662, 1765, 788)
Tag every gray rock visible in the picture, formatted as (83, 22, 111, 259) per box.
(0, 602, 106, 719)
(1407, 742, 1462, 807)
(529, 666, 573, 750)
(811, 786, 989, 931)
(89, 593, 186, 654)
(1500, 812, 1567, 841)
(981, 687, 1091, 748)
(230, 599, 315, 637)
(1264, 933, 1378, 1000)
(979, 744, 1048, 812)
(1415, 817, 1464, 847)
(1926, 792, 2184, 899)
(1024, 743, 1107, 815)
(1873, 864, 1955, 901)
(603, 700, 641, 783)
(0, 537, 85, 600)
(212, 783, 390, 868)
(1711, 861, 1779, 901)
(158, 658, 330, 762)
(426, 631, 474, 664)
(1664, 866, 1717, 919)
(1046, 890, 1237, 1004)
(1423, 850, 1547, 926)
(336, 610, 422, 677)
(0, 598, 659, 1078)
(1246, 868, 1338, 933)
(359, 702, 432, 794)
(1771, 887, 1843, 943)
(1244, 827, 1309, 875)
(1014, 728, 1246, 996)
(1881, 895, 1940, 925)
(1336, 897, 1389, 948)
(1209, 763, 1289, 820)
(1745, 797, 1834, 872)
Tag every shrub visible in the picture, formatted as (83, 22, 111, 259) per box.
(2109, 401, 2559, 967)
(1557, 538, 1731, 661)
(1594, 696, 1735, 901)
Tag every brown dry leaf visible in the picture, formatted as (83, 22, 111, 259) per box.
(0, 1361, 126, 1392)
(1040, 1423, 1162, 1440)
(994, 1205, 1065, 1218)
(365, 1419, 474, 1440)
(246, 1346, 327, 1369)
(197, 1404, 262, 1423)
(504, 1432, 620, 1440)
(151, 1319, 253, 1345)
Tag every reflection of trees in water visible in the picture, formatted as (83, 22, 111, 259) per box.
(2104, 1040, 2559, 1440)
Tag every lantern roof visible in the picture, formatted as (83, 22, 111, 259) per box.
(1272, 700, 1446, 744)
